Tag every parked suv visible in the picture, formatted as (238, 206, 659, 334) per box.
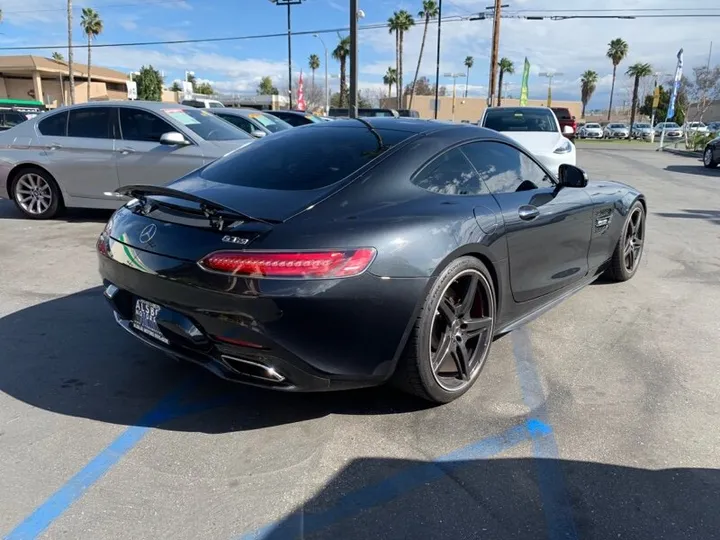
(551, 107, 577, 139)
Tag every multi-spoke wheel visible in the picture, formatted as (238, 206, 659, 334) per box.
(607, 200, 645, 282)
(703, 146, 718, 169)
(395, 257, 496, 403)
(11, 167, 63, 219)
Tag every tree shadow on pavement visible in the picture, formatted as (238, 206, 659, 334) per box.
(655, 209, 720, 226)
(0, 287, 432, 434)
(664, 164, 720, 177)
(248, 456, 720, 540)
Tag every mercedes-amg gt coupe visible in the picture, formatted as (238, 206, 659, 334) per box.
(97, 118, 646, 404)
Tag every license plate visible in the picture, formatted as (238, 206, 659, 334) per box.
(132, 298, 169, 344)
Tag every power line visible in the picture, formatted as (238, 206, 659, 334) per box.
(2, 0, 188, 15)
(1, 12, 719, 51)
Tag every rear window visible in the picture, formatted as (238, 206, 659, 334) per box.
(552, 108, 572, 119)
(200, 125, 414, 191)
(38, 111, 68, 136)
(483, 108, 559, 133)
(247, 112, 291, 133)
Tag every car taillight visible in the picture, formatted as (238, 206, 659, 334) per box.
(198, 248, 377, 279)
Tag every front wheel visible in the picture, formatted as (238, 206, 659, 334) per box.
(394, 257, 496, 404)
(703, 146, 718, 169)
(606, 201, 645, 282)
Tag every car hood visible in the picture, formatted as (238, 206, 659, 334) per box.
(499, 132, 565, 154)
(203, 139, 254, 159)
(609, 127, 629, 131)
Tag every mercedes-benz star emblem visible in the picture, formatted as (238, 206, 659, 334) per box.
(139, 224, 157, 244)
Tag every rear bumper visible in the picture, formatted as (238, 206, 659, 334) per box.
(97, 239, 428, 392)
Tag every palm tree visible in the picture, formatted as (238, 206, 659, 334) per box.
(464, 56, 474, 98)
(497, 58, 514, 106)
(408, 1, 438, 110)
(388, 10, 415, 109)
(80, 8, 103, 102)
(308, 54, 320, 91)
(383, 67, 397, 99)
(67, 0, 75, 104)
(606, 38, 629, 120)
(580, 70, 599, 118)
(626, 62, 652, 132)
(52, 52, 65, 62)
(332, 34, 351, 108)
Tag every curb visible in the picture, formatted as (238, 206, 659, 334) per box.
(660, 147, 702, 158)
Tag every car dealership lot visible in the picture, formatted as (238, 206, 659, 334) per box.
(1, 145, 719, 539)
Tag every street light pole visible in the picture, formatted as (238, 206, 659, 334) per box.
(433, 0, 443, 119)
(269, 0, 304, 110)
(349, 0, 359, 118)
(538, 71, 563, 107)
(313, 34, 329, 115)
(444, 72, 464, 121)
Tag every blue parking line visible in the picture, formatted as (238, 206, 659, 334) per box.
(4, 379, 230, 540)
(511, 327, 579, 540)
(238, 420, 540, 540)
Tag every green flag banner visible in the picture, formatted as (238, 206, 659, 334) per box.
(519, 57, 530, 105)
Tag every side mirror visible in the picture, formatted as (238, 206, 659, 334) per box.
(558, 164, 588, 188)
(250, 130, 267, 138)
(562, 125, 575, 135)
(159, 131, 190, 146)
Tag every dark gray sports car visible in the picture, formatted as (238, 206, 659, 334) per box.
(97, 118, 646, 404)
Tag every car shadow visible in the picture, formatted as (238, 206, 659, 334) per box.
(0, 287, 432, 434)
(664, 164, 720, 177)
(0, 200, 113, 223)
(655, 209, 720, 226)
(249, 457, 720, 540)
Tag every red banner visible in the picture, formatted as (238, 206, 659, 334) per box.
(296, 71, 306, 111)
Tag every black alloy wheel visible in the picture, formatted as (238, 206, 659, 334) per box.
(395, 257, 496, 403)
(608, 201, 645, 282)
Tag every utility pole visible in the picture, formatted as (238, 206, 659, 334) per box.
(269, 0, 304, 110)
(349, 0, 359, 118)
(433, 0, 443, 119)
(487, 1, 507, 108)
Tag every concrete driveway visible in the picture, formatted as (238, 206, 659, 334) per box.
(1, 144, 718, 540)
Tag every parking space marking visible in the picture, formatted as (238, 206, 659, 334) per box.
(238, 420, 543, 540)
(4, 378, 231, 540)
(511, 327, 579, 540)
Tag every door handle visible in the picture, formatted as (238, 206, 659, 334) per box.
(45, 143, 62, 150)
(118, 147, 135, 155)
(518, 205, 540, 221)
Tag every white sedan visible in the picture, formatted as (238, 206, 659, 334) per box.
(479, 106, 576, 174)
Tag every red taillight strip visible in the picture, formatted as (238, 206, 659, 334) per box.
(198, 248, 377, 279)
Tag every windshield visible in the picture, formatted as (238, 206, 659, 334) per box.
(661, 123, 680, 128)
(609, 124, 627, 128)
(161, 108, 251, 141)
(208, 102, 225, 108)
(483, 109, 559, 133)
(688, 122, 705, 127)
(248, 112, 292, 133)
(586, 124, 601, 129)
(635, 123, 651, 128)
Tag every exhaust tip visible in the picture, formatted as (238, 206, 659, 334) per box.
(220, 355, 286, 383)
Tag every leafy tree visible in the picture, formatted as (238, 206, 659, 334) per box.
(330, 92, 371, 108)
(52, 52, 65, 62)
(497, 58, 514, 106)
(403, 75, 446, 97)
(169, 81, 182, 92)
(332, 34, 351, 107)
(195, 82, 214, 95)
(639, 82, 688, 125)
(464, 56, 474, 98)
(685, 66, 720, 122)
(135, 65, 164, 101)
(383, 67, 397, 98)
(580, 70, 599, 118)
(388, 10, 415, 109)
(308, 54, 320, 89)
(80, 7, 103, 102)
(626, 62, 653, 130)
(408, 0, 438, 110)
(257, 76, 279, 95)
(606, 37, 629, 120)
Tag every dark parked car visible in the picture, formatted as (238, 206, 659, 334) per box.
(397, 109, 420, 118)
(702, 135, 720, 168)
(265, 110, 324, 127)
(0, 109, 29, 131)
(209, 108, 292, 138)
(97, 118, 646, 404)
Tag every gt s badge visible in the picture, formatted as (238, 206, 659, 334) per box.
(222, 235, 249, 245)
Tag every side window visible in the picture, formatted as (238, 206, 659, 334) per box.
(38, 111, 68, 137)
(412, 147, 488, 196)
(219, 115, 255, 134)
(280, 115, 302, 127)
(461, 141, 554, 194)
(67, 107, 112, 139)
(119, 108, 175, 142)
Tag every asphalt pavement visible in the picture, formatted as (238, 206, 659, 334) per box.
(1, 143, 718, 540)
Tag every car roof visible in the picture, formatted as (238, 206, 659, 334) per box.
(271, 110, 312, 116)
(315, 117, 505, 140)
(485, 106, 552, 112)
(208, 108, 270, 116)
(45, 100, 196, 112)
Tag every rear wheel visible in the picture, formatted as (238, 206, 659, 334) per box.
(394, 257, 496, 404)
(11, 167, 63, 219)
(607, 201, 645, 282)
(703, 146, 718, 169)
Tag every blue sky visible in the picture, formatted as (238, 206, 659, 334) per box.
(1, 0, 717, 109)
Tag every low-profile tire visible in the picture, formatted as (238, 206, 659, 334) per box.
(10, 166, 64, 220)
(703, 146, 718, 169)
(394, 256, 496, 404)
(606, 200, 645, 282)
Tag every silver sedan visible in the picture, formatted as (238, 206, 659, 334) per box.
(0, 101, 254, 219)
